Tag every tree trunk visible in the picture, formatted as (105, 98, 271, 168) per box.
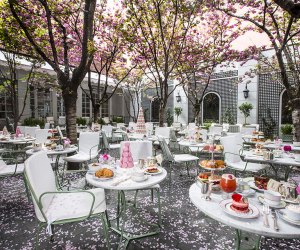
(194, 108, 200, 126)
(63, 90, 78, 144)
(159, 102, 166, 127)
(292, 98, 300, 142)
(93, 104, 100, 123)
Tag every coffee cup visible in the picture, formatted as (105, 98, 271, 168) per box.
(132, 171, 145, 182)
(264, 190, 281, 206)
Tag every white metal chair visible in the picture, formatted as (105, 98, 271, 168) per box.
(220, 134, 267, 173)
(240, 126, 256, 135)
(58, 116, 66, 126)
(228, 125, 241, 133)
(101, 131, 120, 154)
(44, 123, 50, 129)
(35, 129, 51, 144)
(158, 137, 199, 181)
(0, 158, 24, 177)
(64, 132, 100, 164)
(145, 122, 154, 135)
(24, 151, 110, 248)
(102, 125, 113, 138)
(56, 126, 66, 141)
(209, 125, 223, 135)
(24, 126, 39, 137)
(128, 122, 137, 131)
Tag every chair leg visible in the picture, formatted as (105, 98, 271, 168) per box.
(185, 162, 190, 176)
(156, 188, 162, 227)
(133, 190, 139, 208)
(35, 222, 43, 250)
(151, 189, 154, 202)
(23, 175, 31, 202)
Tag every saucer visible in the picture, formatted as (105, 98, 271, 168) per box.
(277, 211, 300, 226)
(131, 175, 148, 182)
(258, 196, 286, 208)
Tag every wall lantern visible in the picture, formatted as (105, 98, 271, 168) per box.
(243, 83, 249, 99)
(176, 92, 181, 103)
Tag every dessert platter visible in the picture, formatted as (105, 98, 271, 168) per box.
(219, 193, 259, 219)
(144, 166, 162, 175)
(199, 159, 226, 170)
(93, 168, 114, 180)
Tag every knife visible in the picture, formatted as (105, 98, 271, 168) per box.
(271, 209, 279, 231)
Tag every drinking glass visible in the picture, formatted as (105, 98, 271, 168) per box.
(220, 174, 237, 199)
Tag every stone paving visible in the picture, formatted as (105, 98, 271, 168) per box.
(1, 163, 300, 250)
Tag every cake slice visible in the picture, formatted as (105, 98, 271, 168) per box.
(231, 193, 249, 213)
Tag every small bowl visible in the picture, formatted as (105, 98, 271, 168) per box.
(285, 205, 300, 221)
(132, 172, 145, 182)
(89, 163, 101, 172)
(264, 190, 281, 202)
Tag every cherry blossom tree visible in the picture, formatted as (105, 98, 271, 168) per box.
(81, 4, 137, 122)
(176, 10, 256, 125)
(273, 0, 300, 18)
(122, 0, 202, 126)
(213, 0, 300, 141)
(5, 0, 98, 143)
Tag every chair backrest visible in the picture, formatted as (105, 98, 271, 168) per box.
(17, 126, 26, 134)
(200, 129, 208, 141)
(128, 122, 137, 130)
(24, 151, 56, 221)
(170, 129, 177, 142)
(35, 129, 51, 144)
(25, 126, 38, 137)
(240, 126, 256, 135)
(44, 123, 50, 129)
(91, 122, 101, 131)
(117, 123, 125, 128)
(145, 122, 153, 133)
(172, 122, 181, 129)
(155, 127, 171, 139)
(101, 131, 110, 150)
(158, 137, 174, 162)
(56, 126, 64, 139)
(103, 117, 110, 124)
(209, 125, 223, 135)
(79, 132, 100, 156)
(245, 124, 259, 131)
(58, 116, 66, 126)
(120, 141, 152, 161)
(46, 117, 54, 124)
(102, 125, 113, 137)
(228, 125, 241, 133)
(188, 123, 196, 130)
(220, 134, 243, 163)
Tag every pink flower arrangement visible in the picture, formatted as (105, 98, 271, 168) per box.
(64, 138, 71, 145)
(99, 154, 110, 163)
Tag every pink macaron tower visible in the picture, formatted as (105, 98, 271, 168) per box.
(120, 142, 134, 168)
(15, 127, 21, 137)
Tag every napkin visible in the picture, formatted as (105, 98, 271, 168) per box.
(111, 176, 131, 186)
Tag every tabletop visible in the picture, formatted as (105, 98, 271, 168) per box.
(178, 140, 206, 147)
(86, 167, 167, 191)
(264, 143, 300, 152)
(26, 145, 78, 156)
(242, 150, 300, 167)
(189, 183, 300, 239)
(0, 137, 36, 144)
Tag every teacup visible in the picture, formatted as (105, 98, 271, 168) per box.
(285, 205, 300, 221)
(264, 190, 281, 206)
(132, 171, 145, 182)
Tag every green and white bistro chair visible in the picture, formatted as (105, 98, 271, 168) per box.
(220, 134, 267, 175)
(24, 151, 110, 249)
(100, 131, 121, 157)
(158, 137, 199, 183)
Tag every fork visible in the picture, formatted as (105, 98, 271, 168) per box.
(271, 209, 279, 231)
(263, 204, 270, 228)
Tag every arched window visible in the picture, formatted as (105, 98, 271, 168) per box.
(280, 90, 292, 124)
(202, 92, 221, 123)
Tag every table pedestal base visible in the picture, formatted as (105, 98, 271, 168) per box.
(235, 229, 261, 250)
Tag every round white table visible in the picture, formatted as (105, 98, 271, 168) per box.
(242, 150, 300, 180)
(26, 146, 78, 156)
(264, 143, 300, 152)
(189, 183, 300, 249)
(86, 167, 167, 248)
(0, 137, 35, 145)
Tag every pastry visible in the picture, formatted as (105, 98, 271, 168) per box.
(146, 167, 159, 173)
(254, 176, 269, 190)
(231, 193, 249, 213)
(95, 168, 114, 178)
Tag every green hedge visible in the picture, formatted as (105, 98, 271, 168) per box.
(23, 118, 45, 128)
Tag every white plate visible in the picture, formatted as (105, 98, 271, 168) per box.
(93, 176, 114, 181)
(277, 211, 300, 226)
(199, 165, 227, 171)
(144, 168, 162, 175)
(282, 197, 300, 204)
(219, 199, 259, 219)
(248, 181, 266, 192)
(257, 196, 287, 208)
(131, 175, 148, 182)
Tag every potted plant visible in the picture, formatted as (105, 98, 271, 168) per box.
(239, 102, 253, 125)
(281, 124, 294, 142)
(174, 107, 183, 122)
(166, 108, 173, 127)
